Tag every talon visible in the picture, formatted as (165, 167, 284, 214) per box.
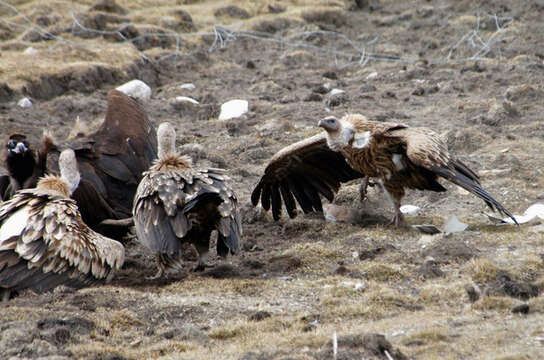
(146, 268, 165, 280)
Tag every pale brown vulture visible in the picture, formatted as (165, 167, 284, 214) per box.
(44, 89, 157, 239)
(252, 114, 516, 226)
(133, 122, 241, 278)
(0, 149, 125, 300)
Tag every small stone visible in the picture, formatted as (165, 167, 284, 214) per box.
(511, 304, 530, 314)
(418, 257, 444, 279)
(465, 284, 480, 303)
(303, 92, 323, 102)
(268, 3, 286, 13)
(400, 205, 420, 215)
(180, 83, 196, 90)
(313, 84, 330, 94)
(366, 72, 378, 80)
(248, 311, 272, 321)
(325, 92, 348, 107)
(23, 46, 39, 55)
(504, 84, 538, 102)
(412, 87, 425, 96)
(442, 215, 468, 233)
(329, 88, 345, 96)
(218, 99, 248, 121)
(17, 97, 33, 108)
(360, 84, 377, 93)
(413, 224, 441, 235)
(116, 79, 151, 101)
(170, 96, 200, 112)
(322, 71, 338, 80)
(279, 94, 298, 104)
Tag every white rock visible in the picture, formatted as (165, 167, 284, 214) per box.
(17, 97, 32, 108)
(116, 80, 151, 102)
(442, 215, 468, 233)
(174, 96, 199, 105)
(329, 88, 345, 96)
(366, 72, 378, 80)
(218, 99, 248, 121)
(180, 83, 196, 90)
(400, 204, 420, 215)
(23, 47, 39, 55)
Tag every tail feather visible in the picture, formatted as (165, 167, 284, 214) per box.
(431, 166, 518, 225)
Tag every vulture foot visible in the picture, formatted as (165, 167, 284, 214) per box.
(388, 207, 405, 227)
(146, 268, 165, 280)
(193, 262, 216, 272)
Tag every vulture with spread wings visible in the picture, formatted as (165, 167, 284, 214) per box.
(252, 114, 516, 226)
(45, 89, 157, 238)
(0, 149, 125, 300)
(133, 122, 241, 278)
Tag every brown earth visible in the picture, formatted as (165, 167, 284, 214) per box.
(1, 0, 544, 359)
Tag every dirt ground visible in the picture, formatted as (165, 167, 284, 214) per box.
(1, 0, 544, 359)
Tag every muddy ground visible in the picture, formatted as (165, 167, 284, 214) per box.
(1, 0, 544, 359)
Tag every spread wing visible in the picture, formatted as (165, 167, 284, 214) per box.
(133, 169, 241, 255)
(0, 190, 125, 293)
(251, 132, 364, 220)
(388, 127, 516, 222)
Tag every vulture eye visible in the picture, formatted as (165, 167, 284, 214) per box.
(7, 140, 16, 148)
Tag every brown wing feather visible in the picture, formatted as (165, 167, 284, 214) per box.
(251, 132, 364, 220)
(45, 90, 158, 239)
(0, 190, 124, 294)
(133, 168, 241, 256)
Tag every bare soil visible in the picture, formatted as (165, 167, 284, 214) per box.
(1, 0, 544, 359)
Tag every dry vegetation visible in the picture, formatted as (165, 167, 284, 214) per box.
(1, 0, 544, 359)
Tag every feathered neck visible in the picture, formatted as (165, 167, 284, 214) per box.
(36, 175, 70, 197)
(152, 154, 193, 172)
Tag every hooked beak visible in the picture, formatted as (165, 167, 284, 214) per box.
(11, 142, 27, 154)
(318, 116, 339, 132)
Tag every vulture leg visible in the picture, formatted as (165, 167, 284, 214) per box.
(359, 176, 370, 202)
(192, 242, 214, 272)
(383, 183, 405, 227)
(1, 289, 10, 303)
(147, 253, 166, 280)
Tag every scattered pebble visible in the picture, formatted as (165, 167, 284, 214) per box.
(511, 304, 530, 314)
(442, 215, 468, 233)
(116, 79, 151, 102)
(400, 204, 420, 215)
(465, 284, 481, 303)
(366, 72, 378, 80)
(23, 47, 39, 55)
(413, 224, 441, 235)
(17, 97, 32, 108)
(248, 310, 272, 321)
(218, 99, 248, 121)
(303, 92, 323, 102)
(329, 88, 345, 96)
(180, 83, 196, 90)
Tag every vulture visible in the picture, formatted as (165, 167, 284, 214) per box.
(44, 89, 158, 239)
(0, 149, 125, 300)
(252, 113, 517, 226)
(0, 134, 53, 201)
(133, 122, 241, 278)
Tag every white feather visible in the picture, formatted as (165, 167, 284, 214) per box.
(392, 153, 405, 170)
(0, 207, 30, 242)
(352, 131, 371, 149)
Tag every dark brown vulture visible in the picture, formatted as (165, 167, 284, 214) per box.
(252, 113, 516, 226)
(133, 122, 241, 278)
(45, 89, 157, 239)
(0, 134, 53, 201)
(0, 149, 125, 300)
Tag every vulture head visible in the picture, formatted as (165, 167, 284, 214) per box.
(59, 149, 80, 195)
(157, 122, 177, 158)
(37, 149, 80, 197)
(154, 122, 192, 171)
(318, 116, 355, 151)
(6, 134, 30, 156)
(4, 134, 36, 185)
